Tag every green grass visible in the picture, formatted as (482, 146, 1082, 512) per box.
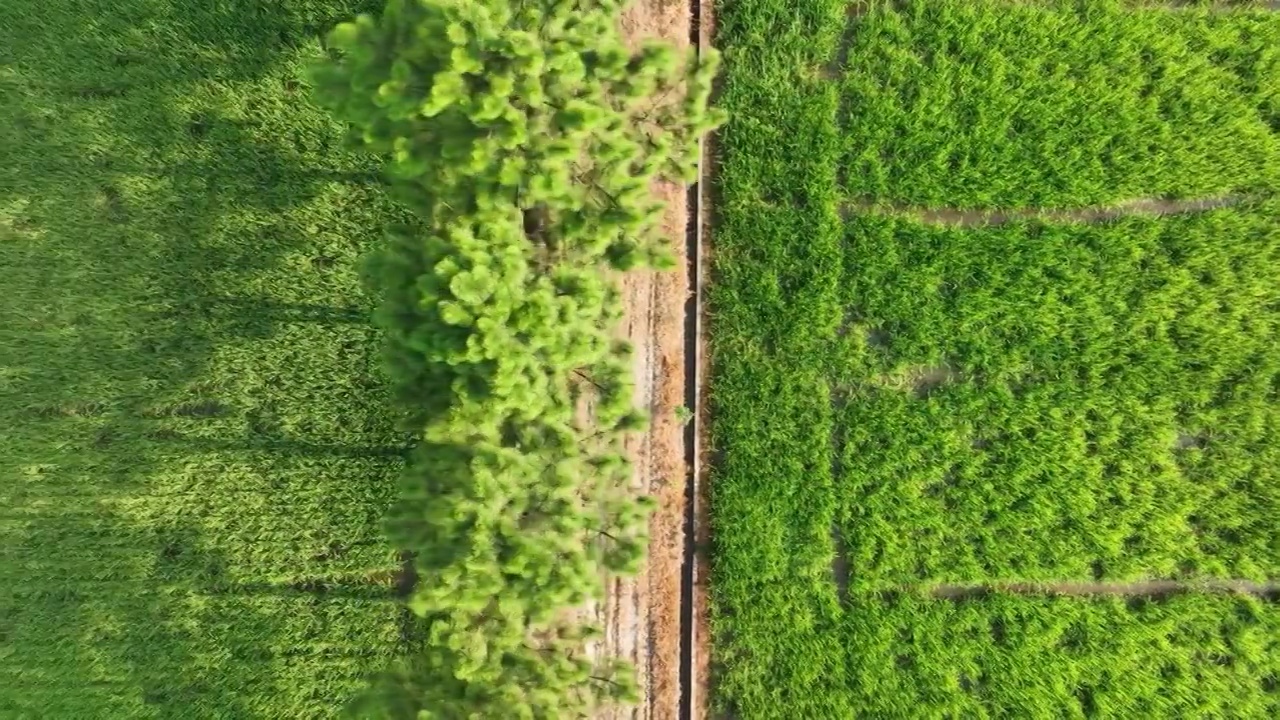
(709, 0, 849, 713)
(710, 0, 1280, 716)
(840, 0, 1280, 208)
(843, 591, 1280, 718)
(0, 1, 417, 716)
(837, 205, 1280, 587)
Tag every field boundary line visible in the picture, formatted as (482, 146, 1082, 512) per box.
(678, 0, 707, 714)
(1133, 0, 1280, 12)
(821, 2, 871, 80)
(842, 194, 1252, 228)
(926, 579, 1280, 599)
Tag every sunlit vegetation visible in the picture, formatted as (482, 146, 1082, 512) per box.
(1, 1, 410, 716)
(710, 0, 1280, 716)
(288, 0, 720, 715)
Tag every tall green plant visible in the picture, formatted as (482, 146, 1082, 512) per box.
(310, 0, 721, 716)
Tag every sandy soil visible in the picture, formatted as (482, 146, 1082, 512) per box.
(586, 194, 687, 720)
(585, 0, 693, 718)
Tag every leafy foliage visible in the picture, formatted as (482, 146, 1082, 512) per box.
(310, 0, 720, 716)
(710, 0, 1280, 717)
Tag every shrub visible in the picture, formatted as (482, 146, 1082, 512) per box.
(309, 0, 721, 716)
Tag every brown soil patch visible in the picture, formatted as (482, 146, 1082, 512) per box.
(586, 1, 693, 719)
(1175, 433, 1206, 450)
(845, 194, 1246, 228)
(829, 391, 851, 611)
(857, 363, 962, 398)
(830, 524, 852, 606)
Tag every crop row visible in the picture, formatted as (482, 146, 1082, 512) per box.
(841, 0, 1280, 208)
(843, 591, 1280, 718)
(836, 203, 1280, 587)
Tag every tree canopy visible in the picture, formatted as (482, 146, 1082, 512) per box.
(310, 0, 721, 716)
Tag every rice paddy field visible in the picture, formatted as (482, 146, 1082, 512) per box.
(0, 1, 418, 716)
(709, 0, 1280, 716)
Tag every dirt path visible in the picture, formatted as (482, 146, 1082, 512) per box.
(843, 194, 1247, 228)
(693, 2, 715, 717)
(930, 579, 1280, 599)
(586, 1, 695, 718)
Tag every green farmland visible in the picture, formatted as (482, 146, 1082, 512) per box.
(6, 0, 1280, 716)
(1, 1, 415, 716)
(710, 0, 1280, 716)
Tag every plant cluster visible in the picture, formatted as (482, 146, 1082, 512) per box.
(310, 0, 720, 716)
(709, 0, 1280, 716)
(843, 590, 1280, 718)
(839, 0, 1280, 208)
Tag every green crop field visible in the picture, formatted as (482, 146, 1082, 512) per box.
(710, 0, 1280, 716)
(842, 591, 1280, 717)
(0, 1, 418, 716)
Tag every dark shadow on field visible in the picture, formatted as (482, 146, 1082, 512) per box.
(0, 0, 400, 715)
(156, 296, 375, 340)
(146, 431, 414, 460)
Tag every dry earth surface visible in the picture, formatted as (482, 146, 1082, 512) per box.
(586, 0, 695, 718)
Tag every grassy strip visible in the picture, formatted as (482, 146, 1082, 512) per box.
(839, 0, 1280, 208)
(834, 203, 1280, 587)
(843, 591, 1280, 718)
(1, 1, 411, 716)
(707, 0, 850, 714)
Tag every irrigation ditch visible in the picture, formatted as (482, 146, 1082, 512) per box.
(679, 0, 708, 713)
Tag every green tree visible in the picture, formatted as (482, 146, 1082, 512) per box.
(311, 0, 720, 716)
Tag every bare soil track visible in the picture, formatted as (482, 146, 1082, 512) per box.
(691, 3, 714, 718)
(587, 0, 698, 718)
